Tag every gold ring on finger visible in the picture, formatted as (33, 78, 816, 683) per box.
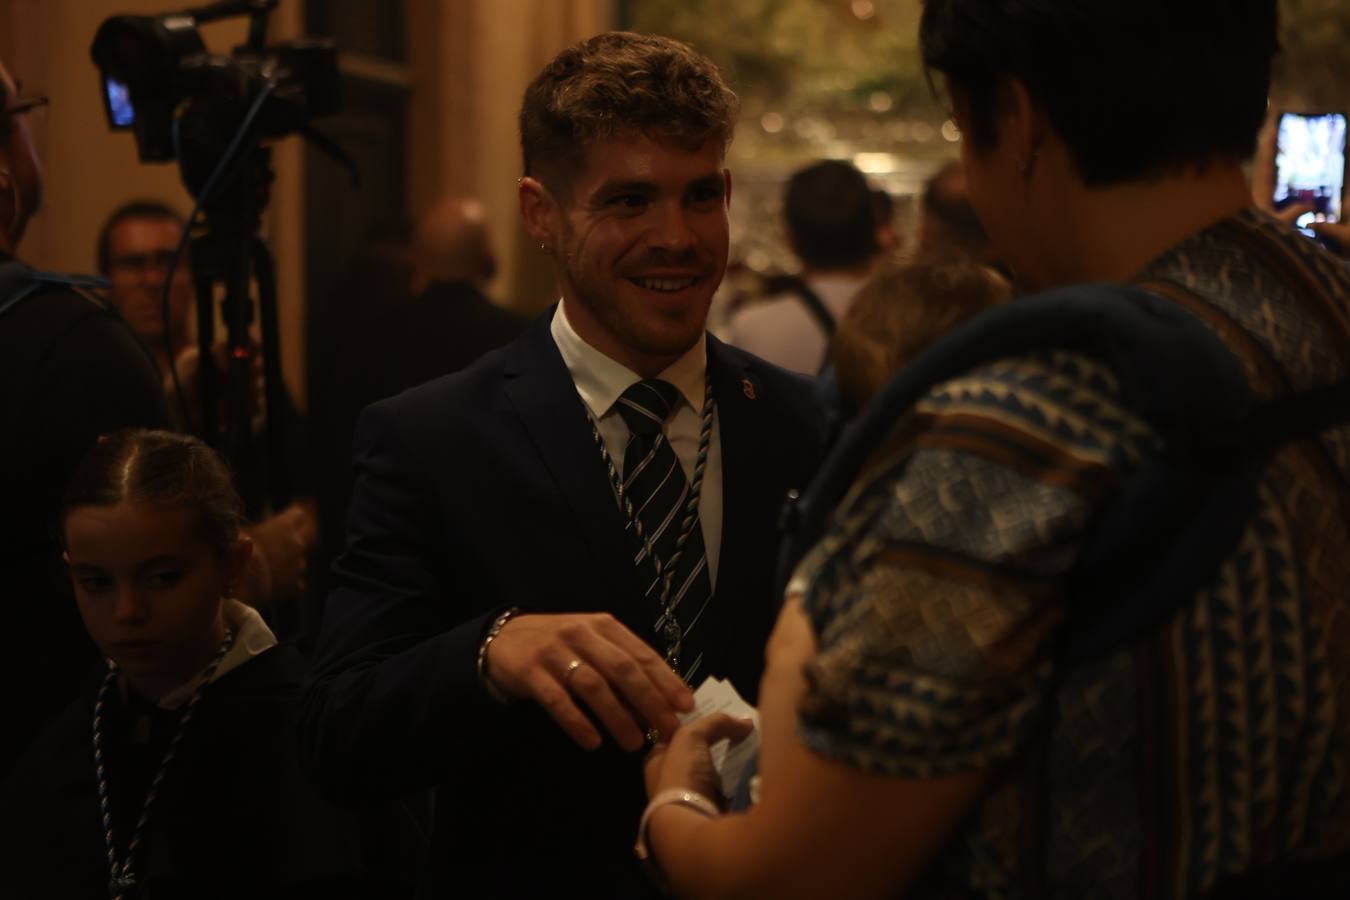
(645, 727, 661, 745)
(563, 659, 584, 685)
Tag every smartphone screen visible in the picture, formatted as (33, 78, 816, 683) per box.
(104, 76, 135, 128)
(1273, 112, 1347, 239)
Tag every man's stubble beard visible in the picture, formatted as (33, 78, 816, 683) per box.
(559, 244, 707, 363)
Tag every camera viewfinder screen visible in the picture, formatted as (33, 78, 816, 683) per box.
(105, 77, 134, 128)
(1274, 112, 1347, 238)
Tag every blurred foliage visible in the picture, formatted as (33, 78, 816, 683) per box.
(624, 0, 944, 120)
(1276, 0, 1350, 110)
(624, 0, 1350, 117)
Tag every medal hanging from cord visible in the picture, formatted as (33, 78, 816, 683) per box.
(93, 629, 235, 900)
(587, 379, 715, 676)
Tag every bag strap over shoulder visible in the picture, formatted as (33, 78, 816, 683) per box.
(783, 275, 837, 339)
(0, 260, 42, 319)
(780, 275, 840, 376)
(0, 261, 112, 320)
(780, 283, 1241, 573)
(778, 282, 1350, 661)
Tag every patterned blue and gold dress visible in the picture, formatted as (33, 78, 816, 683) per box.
(793, 209, 1350, 899)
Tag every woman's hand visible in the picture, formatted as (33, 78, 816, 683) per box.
(645, 713, 755, 802)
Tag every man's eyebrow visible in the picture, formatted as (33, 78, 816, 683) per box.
(592, 179, 657, 197)
(687, 174, 725, 192)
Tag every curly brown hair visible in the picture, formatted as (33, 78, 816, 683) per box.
(832, 260, 1012, 414)
(519, 31, 739, 192)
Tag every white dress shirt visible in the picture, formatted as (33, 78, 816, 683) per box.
(724, 272, 868, 375)
(551, 300, 723, 586)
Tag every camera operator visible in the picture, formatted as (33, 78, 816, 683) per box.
(0, 57, 170, 776)
(96, 200, 319, 614)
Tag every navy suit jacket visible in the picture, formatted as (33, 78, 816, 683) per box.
(300, 312, 824, 898)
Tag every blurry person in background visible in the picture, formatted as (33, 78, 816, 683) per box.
(870, 187, 901, 257)
(96, 201, 192, 376)
(829, 259, 1010, 416)
(726, 159, 884, 375)
(398, 195, 525, 398)
(308, 197, 525, 622)
(0, 58, 169, 777)
(915, 159, 992, 262)
(410, 195, 496, 295)
(639, 1, 1350, 898)
(96, 201, 318, 617)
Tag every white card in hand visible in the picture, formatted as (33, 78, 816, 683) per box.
(678, 676, 760, 800)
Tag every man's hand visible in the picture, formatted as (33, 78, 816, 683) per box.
(485, 613, 695, 751)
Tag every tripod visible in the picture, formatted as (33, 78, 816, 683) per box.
(189, 143, 291, 521)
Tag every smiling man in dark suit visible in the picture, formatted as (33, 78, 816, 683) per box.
(300, 31, 823, 898)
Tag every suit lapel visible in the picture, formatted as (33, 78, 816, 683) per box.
(700, 335, 766, 676)
(500, 314, 652, 630)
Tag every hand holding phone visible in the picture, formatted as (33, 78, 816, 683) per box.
(1272, 111, 1347, 245)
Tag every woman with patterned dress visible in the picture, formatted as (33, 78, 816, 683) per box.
(639, 2, 1350, 898)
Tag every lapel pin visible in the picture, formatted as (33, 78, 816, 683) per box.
(741, 377, 756, 400)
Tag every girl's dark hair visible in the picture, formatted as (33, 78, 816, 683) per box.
(62, 429, 243, 556)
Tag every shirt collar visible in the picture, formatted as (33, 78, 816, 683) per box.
(551, 298, 707, 418)
(155, 599, 278, 710)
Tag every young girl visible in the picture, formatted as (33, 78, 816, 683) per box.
(0, 429, 420, 899)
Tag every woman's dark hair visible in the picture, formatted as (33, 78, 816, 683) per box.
(62, 429, 243, 557)
(832, 259, 1011, 413)
(919, 0, 1279, 186)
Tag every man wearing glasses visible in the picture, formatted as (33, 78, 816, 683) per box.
(0, 58, 168, 777)
(96, 200, 194, 376)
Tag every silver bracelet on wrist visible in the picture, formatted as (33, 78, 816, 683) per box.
(634, 788, 721, 891)
(476, 607, 521, 704)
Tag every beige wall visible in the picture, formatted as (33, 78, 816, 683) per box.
(406, 0, 613, 314)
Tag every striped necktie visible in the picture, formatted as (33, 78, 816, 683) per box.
(615, 379, 713, 682)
